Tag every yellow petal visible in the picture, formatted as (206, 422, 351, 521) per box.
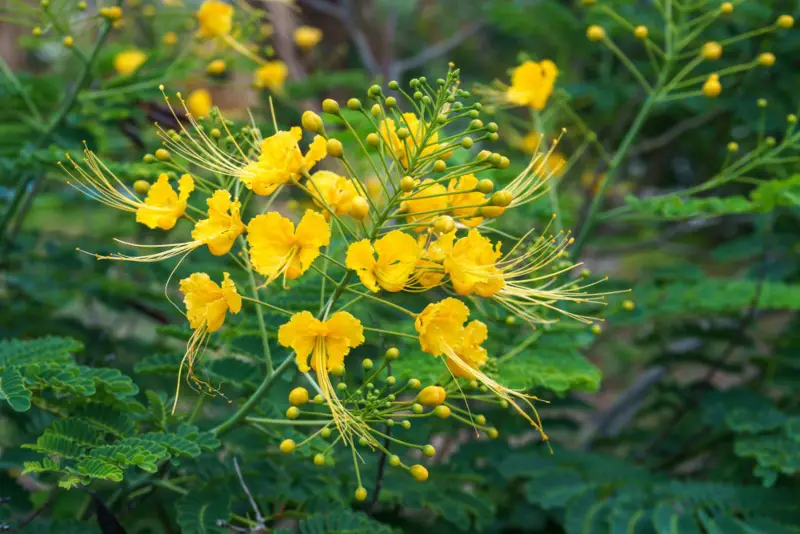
(221, 272, 242, 314)
(303, 135, 327, 171)
(345, 239, 379, 292)
(247, 212, 296, 280)
(323, 311, 365, 370)
(278, 311, 322, 373)
(373, 230, 420, 292)
(293, 210, 330, 276)
(415, 298, 469, 356)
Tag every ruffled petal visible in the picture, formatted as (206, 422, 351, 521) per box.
(345, 239, 378, 292)
(278, 311, 321, 373)
(247, 212, 296, 280)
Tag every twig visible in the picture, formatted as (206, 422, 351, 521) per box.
(390, 23, 483, 80)
(369, 361, 392, 514)
(628, 109, 724, 157)
(233, 457, 266, 531)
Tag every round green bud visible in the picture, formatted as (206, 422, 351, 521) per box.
(469, 380, 479, 389)
(401, 420, 411, 429)
(155, 148, 170, 161)
(788, 114, 797, 124)
(419, 76, 427, 83)
(477, 179, 494, 194)
(286, 406, 300, 419)
(313, 454, 325, 466)
(446, 96, 455, 103)
(400, 176, 416, 192)
(397, 127, 410, 140)
(622, 299, 636, 311)
(757, 98, 768, 108)
(436, 114, 448, 124)
(331, 364, 345, 377)
(475, 414, 486, 425)
(386, 376, 396, 386)
(336, 382, 347, 391)
(358, 437, 368, 446)
(347, 98, 362, 110)
(366, 133, 380, 147)
(386, 347, 400, 360)
(505, 315, 517, 325)
(32, 27, 42, 37)
(453, 102, 463, 110)
(488, 153, 502, 166)
(727, 142, 739, 153)
(437, 78, 445, 86)
(321, 427, 331, 438)
(279, 439, 295, 454)
(488, 132, 499, 142)
(410, 79, 419, 88)
(412, 403, 423, 414)
(385, 96, 397, 107)
(314, 394, 324, 404)
(354, 487, 367, 502)
(386, 419, 395, 427)
(469, 110, 480, 119)
(388, 80, 400, 90)
(479, 385, 488, 393)
(477, 150, 491, 161)
(422, 95, 432, 106)
(362, 358, 374, 370)
(486, 122, 498, 133)
(433, 159, 447, 173)
(498, 156, 510, 169)
(434, 405, 451, 419)
(371, 104, 382, 117)
(143, 154, 156, 164)
(326, 138, 344, 158)
(413, 91, 423, 100)
(410, 464, 429, 482)
(487, 428, 499, 439)
(408, 378, 421, 389)
(133, 180, 150, 195)
(322, 99, 340, 115)
(423, 444, 436, 457)
(469, 119, 484, 130)
(765, 136, 776, 147)
(591, 324, 602, 335)
(500, 400, 509, 409)
(368, 84, 382, 97)
(389, 455, 401, 466)
(210, 128, 221, 138)
(461, 137, 473, 149)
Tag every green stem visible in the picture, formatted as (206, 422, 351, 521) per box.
(532, 110, 562, 234)
(242, 243, 273, 375)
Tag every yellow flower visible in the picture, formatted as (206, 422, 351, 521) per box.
(307, 171, 363, 217)
(414, 298, 545, 436)
(507, 60, 558, 110)
(403, 180, 448, 231)
(446, 320, 488, 379)
(253, 60, 288, 92)
(113, 50, 147, 75)
(190, 190, 245, 256)
(294, 25, 322, 49)
(241, 127, 326, 196)
(278, 311, 368, 443)
(346, 231, 421, 292)
(443, 229, 504, 297)
(186, 88, 212, 118)
(162, 31, 178, 46)
(136, 173, 194, 230)
(196, 0, 233, 38)
(174, 271, 241, 413)
(378, 113, 440, 168)
(247, 209, 330, 285)
(414, 231, 455, 288)
(181, 272, 241, 332)
(519, 131, 542, 154)
(447, 174, 484, 227)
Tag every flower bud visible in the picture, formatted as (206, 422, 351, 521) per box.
(155, 148, 170, 161)
(143, 154, 155, 163)
(358, 437, 368, 446)
(286, 406, 300, 419)
(410, 464, 429, 482)
(461, 137, 473, 149)
(622, 299, 635, 311)
(491, 190, 513, 207)
(349, 197, 369, 220)
(702, 74, 721, 98)
(133, 180, 150, 194)
(487, 428, 499, 439)
(279, 439, 295, 453)
(32, 27, 42, 37)
(63, 36, 74, 47)
(480, 206, 505, 218)
(469, 110, 480, 119)
(207, 59, 226, 75)
(486, 122, 498, 133)
(758, 52, 775, 67)
(301, 110, 323, 133)
(354, 487, 367, 501)
(371, 104, 382, 117)
(777, 15, 794, 29)
(365, 133, 380, 148)
(475, 414, 486, 425)
(788, 114, 798, 124)
(320, 427, 331, 438)
(386, 347, 400, 360)
(757, 98, 768, 108)
(313, 454, 325, 466)
(368, 84, 382, 97)
(326, 138, 343, 158)
(434, 405, 451, 419)
(322, 98, 340, 115)
(399, 176, 416, 193)
(477, 150, 492, 161)
(433, 159, 447, 173)
(412, 403, 423, 414)
(347, 98, 362, 110)
(469, 119, 483, 130)
(418, 385, 446, 406)
(408, 378, 421, 389)
(362, 358, 374, 370)
(765, 136, 776, 147)
(498, 156, 510, 169)
(634, 25, 648, 39)
(701, 42, 722, 61)
(591, 324, 602, 335)
(477, 179, 494, 194)
(401, 420, 411, 429)
(385, 96, 397, 107)
(422, 444, 436, 457)
(289, 387, 309, 406)
(397, 128, 410, 140)
(386, 376, 396, 385)
(314, 394, 324, 404)
(78, 1, 86, 10)
(433, 215, 455, 234)
(727, 142, 739, 152)
(587, 25, 605, 41)
(413, 91, 423, 100)
(389, 455, 401, 466)
(720, 2, 733, 14)
(388, 80, 399, 90)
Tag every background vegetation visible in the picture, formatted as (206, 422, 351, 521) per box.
(2, 0, 800, 532)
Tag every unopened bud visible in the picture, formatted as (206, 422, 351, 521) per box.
(433, 215, 455, 234)
(587, 25, 605, 41)
(322, 98, 340, 115)
(301, 110, 323, 133)
(155, 148, 170, 161)
(347, 98, 362, 110)
(491, 190, 513, 207)
(433, 159, 447, 173)
(133, 180, 150, 194)
(477, 179, 494, 194)
(326, 138, 343, 158)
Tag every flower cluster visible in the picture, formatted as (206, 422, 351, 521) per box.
(62, 67, 613, 498)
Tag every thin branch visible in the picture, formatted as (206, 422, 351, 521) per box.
(233, 457, 266, 531)
(628, 109, 724, 157)
(391, 23, 483, 78)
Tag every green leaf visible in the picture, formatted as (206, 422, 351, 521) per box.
(75, 457, 124, 482)
(726, 406, 787, 434)
(497, 347, 602, 394)
(0, 366, 31, 411)
(146, 390, 167, 430)
(141, 432, 202, 458)
(0, 336, 82, 370)
(44, 419, 104, 448)
(73, 403, 137, 437)
(175, 487, 231, 534)
(652, 503, 702, 534)
(298, 509, 394, 534)
(79, 366, 139, 398)
(22, 457, 62, 475)
(134, 353, 179, 376)
(22, 433, 85, 459)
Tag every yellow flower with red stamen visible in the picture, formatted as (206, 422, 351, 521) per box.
(507, 60, 558, 110)
(247, 210, 330, 285)
(136, 173, 194, 230)
(190, 190, 245, 256)
(241, 128, 326, 196)
(196, 0, 233, 38)
(346, 231, 421, 292)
